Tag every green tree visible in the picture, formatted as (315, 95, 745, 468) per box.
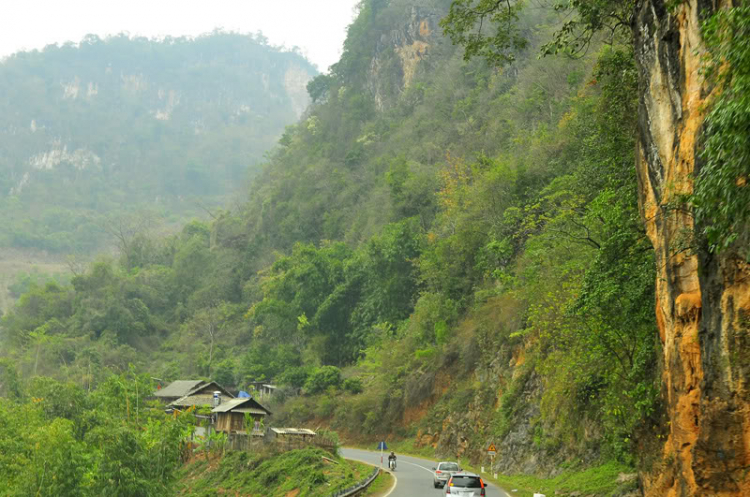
(694, 5, 750, 252)
(305, 366, 343, 394)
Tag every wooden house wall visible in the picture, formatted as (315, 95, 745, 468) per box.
(216, 412, 265, 433)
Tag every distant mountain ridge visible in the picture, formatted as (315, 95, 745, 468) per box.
(0, 32, 316, 254)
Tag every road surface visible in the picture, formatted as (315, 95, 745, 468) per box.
(341, 447, 511, 497)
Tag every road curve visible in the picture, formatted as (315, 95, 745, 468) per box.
(341, 447, 511, 497)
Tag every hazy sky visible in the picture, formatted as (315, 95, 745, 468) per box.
(0, 0, 361, 70)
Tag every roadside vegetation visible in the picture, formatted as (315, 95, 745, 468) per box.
(362, 470, 393, 496)
(467, 461, 638, 497)
(176, 447, 373, 497)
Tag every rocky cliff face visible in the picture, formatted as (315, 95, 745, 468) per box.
(367, 5, 437, 110)
(408, 344, 579, 477)
(634, 0, 750, 494)
(284, 65, 314, 119)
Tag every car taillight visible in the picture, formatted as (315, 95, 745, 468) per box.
(436, 470, 442, 474)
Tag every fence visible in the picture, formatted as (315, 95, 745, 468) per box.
(331, 467, 380, 497)
(226, 433, 265, 452)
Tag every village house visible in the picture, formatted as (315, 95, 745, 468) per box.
(212, 397, 272, 434)
(246, 382, 278, 401)
(152, 380, 234, 409)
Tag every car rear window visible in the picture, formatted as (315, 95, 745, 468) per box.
(450, 476, 482, 488)
(440, 463, 459, 471)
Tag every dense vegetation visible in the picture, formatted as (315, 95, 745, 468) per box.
(0, 0, 658, 466)
(0, 32, 315, 254)
(0, 368, 191, 495)
(2, 0, 748, 493)
(695, 3, 750, 252)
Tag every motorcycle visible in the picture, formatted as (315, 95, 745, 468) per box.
(388, 458, 397, 471)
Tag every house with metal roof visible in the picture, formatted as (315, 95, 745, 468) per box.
(152, 380, 234, 408)
(212, 397, 272, 434)
(247, 382, 279, 400)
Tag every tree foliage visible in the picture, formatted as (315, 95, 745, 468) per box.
(694, 4, 750, 252)
(0, 370, 193, 495)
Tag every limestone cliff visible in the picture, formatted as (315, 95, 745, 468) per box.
(634, 0, 750, 494)
(367, 5, 437, 110)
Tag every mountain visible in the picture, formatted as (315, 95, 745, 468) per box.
(0, 32, 316, 254)
(2, 1, 750, 495)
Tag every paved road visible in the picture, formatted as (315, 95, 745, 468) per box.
(341, 448, 510, 497)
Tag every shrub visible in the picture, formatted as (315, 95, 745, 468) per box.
(279, 366, 311, 390)
(342, 377, 364, 394)
(304, 366, 342, 394)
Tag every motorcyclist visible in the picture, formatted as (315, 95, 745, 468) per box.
(388, 451, 397, 470)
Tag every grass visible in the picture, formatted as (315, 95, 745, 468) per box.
(175, 447, 374, 496)
(460, 460, 638, 497)
(362, 470, 394, 496)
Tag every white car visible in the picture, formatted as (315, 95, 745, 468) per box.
(432, 461, 460, 488)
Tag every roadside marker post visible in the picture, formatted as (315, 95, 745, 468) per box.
(377, 441, 387, 468)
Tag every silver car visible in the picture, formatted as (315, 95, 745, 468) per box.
(444, 472, 486, 496)
(432, 461, 460, 488)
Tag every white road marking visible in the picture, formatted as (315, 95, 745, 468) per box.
(343, 456, 399, 497)
(383, 472, 398, 497)
(398, 459, 435, 474)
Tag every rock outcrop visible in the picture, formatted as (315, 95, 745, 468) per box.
(367, 5, 437, 110)
(634, 0, 750, 494)
(284, 65, 313, 119)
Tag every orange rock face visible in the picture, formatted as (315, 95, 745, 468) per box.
(635, 1, 750, 494)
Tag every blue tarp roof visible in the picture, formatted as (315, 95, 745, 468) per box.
(238, 390, 251, 398)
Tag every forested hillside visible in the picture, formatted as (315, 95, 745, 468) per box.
(1, 0, 654, 479)
(1, 0, 749, 495)
(0, 32, 315, 255)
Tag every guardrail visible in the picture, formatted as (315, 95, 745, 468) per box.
(331, 467, 380, 497)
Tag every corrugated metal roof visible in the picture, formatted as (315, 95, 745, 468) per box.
(171, 394, 216, 407)
(154, 380, 204, 398)
(271, 428, 316, 435)
(234, 408, 269, 415)
(211, 398, 247, 412)
(211, 397, 271, 415)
